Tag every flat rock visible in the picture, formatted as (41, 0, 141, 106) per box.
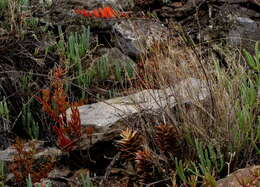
(65, 78, 211, 149)
(67, 78, 210, 127)
(0, 140, 62, 162)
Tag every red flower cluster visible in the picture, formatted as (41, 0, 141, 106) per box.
(74, 6, 128, 19)
(35, 67, 83, 151)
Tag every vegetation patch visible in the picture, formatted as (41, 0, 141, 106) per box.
(0, 0, 259, 186)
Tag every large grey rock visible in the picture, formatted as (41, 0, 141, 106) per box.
(67, 78, 210, 127)
(112, 20, 169, 58)
(65, 78, 210, 149)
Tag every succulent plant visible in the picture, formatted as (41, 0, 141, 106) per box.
(135, 149, 156, 184)
(155, 124, 183, 157)
(116, 128, 143, 160)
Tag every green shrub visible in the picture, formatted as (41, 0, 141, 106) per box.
(80, 174, 93, 187)
(0, 97, 9, 121)
(57, 26, 91, 99)
(22, 103, 39, 139)
(0, 0, 8, 15)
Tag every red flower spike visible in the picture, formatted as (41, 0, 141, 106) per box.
(92, 9, 100, 18)
(58, 135, 74, 150)
(37, 67, 83, 152)
(73, 7, 128, 19)
(80, 10, 85, 15)
(53, 126, 74, 150)
(98, 7, 108, 18)
(104, 7, 115, 18)
(88, 11, 93, 17)
(68, 107, 82, 137)
(83, 10, 88, 17)
(53, 67, 66, 79)
(41, 89, 50, 103)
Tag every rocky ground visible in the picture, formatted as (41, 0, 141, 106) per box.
(0, 0, 259, 186)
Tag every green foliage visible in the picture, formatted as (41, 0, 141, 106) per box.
(195, 139, 224, 175)
(203, 172, 217, 187)
(94, 56, 135, 84)
(235, 82, 256, 150)
(175, 140, 223, 186)
(26, 175, 53, 187)
(175, 158, 200, 186)
(67, 26, 90, 75)
(20, 73, 33, 93)
(114, 63, 122, 82)
(243, 42, 260, 72)
(67, 26, 90, 64)
(26, 174, 33, 187)
(124, 60, 135, 79)
(114, 59, 135, 83)
(0, 0, 8, 15)
(33, 180, 52, 187)
(0, 97, 9, 121)
(57, 25, 91, 99)
(80, 174, 93, 187)
(175, 158, 186, 183)
(19, 73, 40, 139)
(108, 88, 120, 98)
(22, 103, 39, 139)
(232, 43, 260, 155)
(57, 26, 66, 54)
(162, 0, 171, 4)
(96, 55, 109, 81)
(19, 0, 29, 7)
(24, 17, 39, 29)
(255, 116, 260, 154)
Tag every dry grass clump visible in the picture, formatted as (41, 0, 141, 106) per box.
(136, 38, 203, 89)
(113, 37, 259, 186)
(135, 37, 254, 150)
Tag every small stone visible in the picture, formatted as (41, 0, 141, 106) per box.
(112, 20, 169, 58)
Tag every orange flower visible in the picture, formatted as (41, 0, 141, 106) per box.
(98, 7, 109, 18)
(83, 10, 89, 17)
(104, 7, 116, 18)
(73, 6, 126, 19)
(92, 9, 100, 18)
